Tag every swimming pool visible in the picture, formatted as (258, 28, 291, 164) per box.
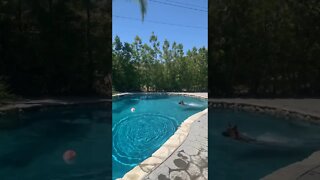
(0, 103, 112, 180)
(112, 94, 207, 179)
(209, 107, 320, 180)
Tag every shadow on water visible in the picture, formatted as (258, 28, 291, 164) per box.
(0, 103, 112, 130)
(112, 94, 171, 113)
(180, 106, 206, 111)
(137, 94, 170, 100)
(113, 94, 170, 102)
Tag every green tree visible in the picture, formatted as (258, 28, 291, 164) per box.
(0, 0, 112, 97)
(112, 33, 208, 92)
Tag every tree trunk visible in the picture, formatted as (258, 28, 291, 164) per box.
(86, 0, 94, 91)
(48, 0, 52, 16)
(18, 0, 22, 32)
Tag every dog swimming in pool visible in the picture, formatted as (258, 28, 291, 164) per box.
(178, 101, 205, 110)
(222, 123, 256, 143)
(178, 100, 185, 105)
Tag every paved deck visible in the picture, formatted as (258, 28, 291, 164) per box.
(145, 114, 208, 180)
(210, 98, 320, 180)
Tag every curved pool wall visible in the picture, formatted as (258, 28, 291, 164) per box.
(209, 100, 320, 180)
(112, 93, 207, 180)
(0, 101, 112, 180)
(209, 100, 320, 123)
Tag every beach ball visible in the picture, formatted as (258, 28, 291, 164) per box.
(131, 107, 135, 112)
(63, 149, 77, 164)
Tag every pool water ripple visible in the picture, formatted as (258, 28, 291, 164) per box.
(210, 108, 320, 179)
(113, 113, 178, 166)
(112, 94, 207, 179)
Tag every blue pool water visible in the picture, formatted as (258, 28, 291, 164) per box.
(209, 108, 320, 180)
(112, 94, 207, 179)
(0, 103, 112, 180)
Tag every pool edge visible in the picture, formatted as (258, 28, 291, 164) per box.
(209, 99, 320, 180)
(115, 93, 208, 180)
(0, 98, 111, 112)
(112, 92, 208, 100)
(209, 99, 320, 123)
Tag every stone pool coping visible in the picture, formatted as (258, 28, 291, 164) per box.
(262, 151, 320, 180)
(114, 92, 208, 180)
(145, 113, 208, 180)
(119, 109, 208, 180)
(209, 98, 320, 123)
(209, 98, 320, 180)
(0, 98, 111, 112)
(112, 92, 208, 99)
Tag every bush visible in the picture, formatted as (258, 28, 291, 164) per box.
(0, 81, 14, 100)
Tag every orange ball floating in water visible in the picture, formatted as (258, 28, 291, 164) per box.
(131, 107, 135, 112)
(63, 150, 76, 164)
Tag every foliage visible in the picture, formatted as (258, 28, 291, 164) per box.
(0, 0, 111, 96)
(138, 0, 147, 21)
(0, 80, 14, 100)
(209, 0, 320, 97)
(112, 34, 208, 92)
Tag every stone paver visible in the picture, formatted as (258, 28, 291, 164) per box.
(171, 92, 207, 99)
(0, 98, 111, 111)
(210, 98, 320, 118)
(113, 92, 207, 99)
(119, 109, 207, 180)
(145, 114, 208, 180)
(117, 93, 207, 180)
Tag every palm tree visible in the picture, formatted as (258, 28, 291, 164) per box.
(138, 0, 147, 21)
(112, 0, 147, 20)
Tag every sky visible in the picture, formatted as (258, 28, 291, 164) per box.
(112, 0, 208, 52)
